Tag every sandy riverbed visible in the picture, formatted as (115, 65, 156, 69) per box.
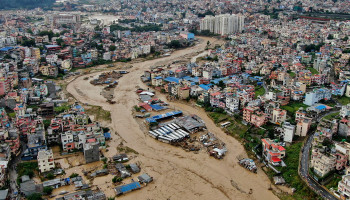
(66, 37, 280, 200)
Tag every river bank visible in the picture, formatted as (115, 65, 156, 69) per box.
(65, 36, 279, 200)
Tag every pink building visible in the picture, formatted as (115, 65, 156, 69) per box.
(243, 106, 267, 127)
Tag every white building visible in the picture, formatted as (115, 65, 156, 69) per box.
(0, 37, 16, 48)
(61, 59, 72, 71)
(61, 131, 74, 152)
(226, 96, 239, 112)
(346, 85, 350, 98)
(103, 52, 111, 61)
(200, 14, 244, 36)
(338, 174, 350, 200)
(46, 54, 58, 65)
(45, 14, 80, 25)
(264, 91, 277, 101)
(283, 122, 295, 143)
(303, 88, 332, 106)
(341, 104, 350, 118)
(37, 149, 55, 173)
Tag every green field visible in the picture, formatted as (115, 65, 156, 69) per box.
(255, 86, 266, 98)
(306, 67, 319, 75)
(281, 101, 308, 116)
(323, 112, 340, 120)
(337, 96, 350, 105)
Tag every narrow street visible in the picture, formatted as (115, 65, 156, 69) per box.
(8, 140, 26, 199)
(299, 109, 341, 200)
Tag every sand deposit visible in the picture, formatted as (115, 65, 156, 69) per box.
(66, 37, 279, 200)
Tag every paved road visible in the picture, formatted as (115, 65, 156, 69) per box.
(262, 81, 269, 94)
(316, 109, 341, 123)
(8, 140, 26, 199)
(300, 133, 339, 200)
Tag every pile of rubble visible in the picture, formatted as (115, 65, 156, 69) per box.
(238, 158, 257, 173)
(200, 132, 227, 159)
(90, 70, 125, 86)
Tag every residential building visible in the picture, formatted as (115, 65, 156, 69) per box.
(282, 122, 295, 143)
(295, 117, 312, 137)
(243, 106, 267, 127)
(311, 148, 336, 177)
(37, 149, 55, 173)
(338, 174, 350, 200)
(271, 108, 287, 125)
(303, 88, 332, 106)
(200, 14, 244, 36)
(84, 143, 100, 163)
(341, 104, 350, 118)
(261, 138, 286, 166)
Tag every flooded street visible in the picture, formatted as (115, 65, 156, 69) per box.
(66, 37, 279, 200)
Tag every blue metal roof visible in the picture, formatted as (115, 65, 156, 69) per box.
(164, 77, 180, 83)
(315, 105, 326, 110)
(118, 182, 141, 193)
(146, 111, 182, 123)
(150, 104, 164, 111)
(104, 132, 111, 139)
(154, 76, 163, 80)
(0, 47, 13, 51)
(199, 84, 211, 91)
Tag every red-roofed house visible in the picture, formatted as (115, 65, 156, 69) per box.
(138, 103, 152, 112)
(262, 138, 286, 166)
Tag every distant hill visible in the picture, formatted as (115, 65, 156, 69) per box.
(0, 0, 55, 10)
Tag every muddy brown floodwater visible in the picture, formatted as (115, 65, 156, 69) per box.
(66, 37, 280, 200)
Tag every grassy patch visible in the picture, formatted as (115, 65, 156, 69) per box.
(208, 112, 229, 123)
(279, 142, 319, 200)
(226, 118, 249, 137)
(289, 72, 296, 78)
(306, 67, 319, 75)
(85, 105, 111, 122)
(325, 174, 342, 190)
(54, 103, 70, 114)
(281, 101, 308, 116)
(208, 112, 249, 140)
(323, 112, 340, 120)
(337, 96, 350, 105)
(255, 86, 265, 98)
(17, 162, 39, 185)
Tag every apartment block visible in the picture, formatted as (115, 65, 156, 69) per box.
(37, 149, 55, 173)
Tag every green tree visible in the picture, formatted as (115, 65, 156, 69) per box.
(43, 186, 53, 195)
(43, 120, 51, 129)
(46, 173, 54, 180)
(56, 38, 65, 46)
(112, 176, 123, 183)
(109, 45, 116, 51)
(27, 193, 43, 200)
(168, 40, 182, 49)
(69, 173, 79, 178)
(217, 80, 225, 90)
(27, 29, 33, 34)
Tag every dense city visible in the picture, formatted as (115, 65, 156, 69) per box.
(0, 0, 349, 199)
